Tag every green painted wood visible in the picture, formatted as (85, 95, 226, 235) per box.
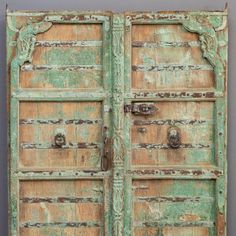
(112, 14, 125, 236)
(8, 9, 227, 236)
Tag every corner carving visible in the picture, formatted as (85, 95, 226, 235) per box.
(15, 20, 52, 66)
(181, 15, 226, 75)
(182, 16, 218, 68)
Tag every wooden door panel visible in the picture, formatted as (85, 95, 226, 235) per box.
(19, 180, 103, 235)
(131, 101, 215, 167)
(20, 23, 103, 89)
(8, 11, 112, 236)
(132, 179, 215, 235)
(131, 24, 215, 90)
(19, 101, 102, 170)
(124, 11, 227, 236)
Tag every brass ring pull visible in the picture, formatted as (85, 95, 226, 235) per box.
(167, 126, 181, 148)
(54, 129, 66, 147)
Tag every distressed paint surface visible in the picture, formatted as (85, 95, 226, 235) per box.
(7, 10, 227, 236)
(8, 11, 112, 236)
(124, 10, 227, 236)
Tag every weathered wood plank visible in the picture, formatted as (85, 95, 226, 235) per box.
(36, 24, 102, 41)
(32, 47, 102, 65)
(12, 91, 108, 100)
(20, 70, 103, 89)
(20, 228, 101, 236)
(132, 124, 213, 144)
(132, 148, 214, 167)
(132, 41, 200, 48)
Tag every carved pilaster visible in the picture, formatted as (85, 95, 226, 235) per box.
(112, 14, 125, 236)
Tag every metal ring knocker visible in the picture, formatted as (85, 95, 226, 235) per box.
(54, 129, 66, 148)
(167, 126, 181, 149)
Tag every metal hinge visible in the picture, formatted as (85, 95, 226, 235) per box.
(124, 103, 158, 115)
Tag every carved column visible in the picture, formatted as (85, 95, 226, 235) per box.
(112, 14, 125, 236)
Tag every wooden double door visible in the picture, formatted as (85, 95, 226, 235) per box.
(7, 10, 228, 236)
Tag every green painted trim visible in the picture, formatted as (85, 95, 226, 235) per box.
(12, 91, 109, 101)
(9, 98, 19, 236)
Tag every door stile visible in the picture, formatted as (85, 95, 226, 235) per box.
(8, 11, 113, 236)
(112, 14, 125, 236)
(215, 98, 227, 236)
(9, 97, 19, 236)
(122, 11, 228, 236)
(123, 13, 132, 236)
(101, 16, 113, 236)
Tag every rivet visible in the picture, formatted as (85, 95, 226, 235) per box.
(137, 127, 147, 133)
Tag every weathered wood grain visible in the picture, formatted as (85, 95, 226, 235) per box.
(7, 10, 227, 236)
(19, 180, 104, 235)
(20, 24, 103, 89)
(130, 101, 215, 167)
(132, 179, 215, 235)
(131, 24, 215, 90)
(19, 101, 102, 170)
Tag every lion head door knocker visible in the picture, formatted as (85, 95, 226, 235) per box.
(54, 129, 66, 148)
(167, 126, 181, 149)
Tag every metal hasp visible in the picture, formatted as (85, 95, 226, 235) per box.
(167, 126, 181, 148)
(124, 103, 158, 115)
